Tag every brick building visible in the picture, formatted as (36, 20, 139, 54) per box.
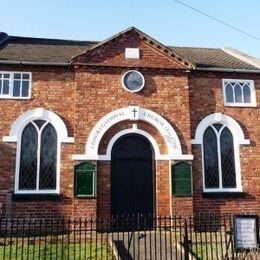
(0, 27, 259, 218)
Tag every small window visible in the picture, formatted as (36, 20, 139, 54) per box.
(0, 72, 31, 99)
(223, 79, 256, 107)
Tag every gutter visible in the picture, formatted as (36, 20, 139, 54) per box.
(1, 60, 260, 74)
(0, 60, 71, 66)
(196, 67, 260, 74)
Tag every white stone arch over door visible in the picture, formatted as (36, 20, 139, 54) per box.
(73, 106, 193, 161)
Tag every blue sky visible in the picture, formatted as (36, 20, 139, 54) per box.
(1, 0, 260, 58)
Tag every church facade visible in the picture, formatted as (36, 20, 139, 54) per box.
(0, 27, 259, 218)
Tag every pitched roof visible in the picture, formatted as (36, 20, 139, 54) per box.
(171, 46, 259, 70)
(0, 34, 96, 63)
(0, 30, 259, 71)
(71, 27, 194, 69)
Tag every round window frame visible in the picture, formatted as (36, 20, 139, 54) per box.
(121, 70, 145, 93)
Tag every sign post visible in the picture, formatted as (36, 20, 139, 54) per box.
(233, 215, 259, 250)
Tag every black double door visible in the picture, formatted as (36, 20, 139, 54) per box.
(111, 134, 155, 217)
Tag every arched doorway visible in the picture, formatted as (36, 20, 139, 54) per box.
(111, 134, 155, 216)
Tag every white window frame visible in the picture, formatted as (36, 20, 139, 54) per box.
(202, 124, 241, 192)
(3, 108, 74, 195)
(16, 119, 59, 194)
(222, 79, 256, 107)
(0, 71, 32, 99)
(192, 113, 250, 193)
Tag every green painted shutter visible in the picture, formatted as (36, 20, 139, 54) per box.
(74, 162, 96, 197)
(172, 162, 193, 196)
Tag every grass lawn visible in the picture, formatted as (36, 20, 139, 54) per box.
(191, 243, 228, 260)
(0, 242, 114, 260)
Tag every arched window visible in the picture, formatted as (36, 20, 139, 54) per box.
(203, 124, 236, 190)
(18, 120, 57, 192)
(192, 113, 250, 193)
(3, 108, 74, 194)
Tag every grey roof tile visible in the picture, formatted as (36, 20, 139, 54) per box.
(0, 33, 259, 71)
(0, 36, 96, 63)
(170, 47, 258, 70)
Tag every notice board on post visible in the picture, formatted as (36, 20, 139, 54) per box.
(74, 162, 96, 197)
(233, 215, 259, 250)
(171, 162, 193, 196)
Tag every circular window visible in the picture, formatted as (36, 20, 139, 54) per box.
(122, 70, 145, 93)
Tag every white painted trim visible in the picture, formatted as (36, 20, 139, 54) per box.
(121, 70, 145, 93)
(222, 79, 256, 107)
(3, 136, 17, 142)
(73, 106, 193, 161)
(0, 96, 31, 100)
(3, 108, 73, 195)
(3, 108, 74, 143)
(14, 121, 60, 194)
(85, 106, 183, 158)
(169, 160, 172, 216)
(14, 190, 60, 195)
(62, 137, 74, 143)
(192, 113, 250, 145)
(106, 128, 160, 160)
(73, 127, 194, 161)
(171, 154, 194, 160)
(192, 113, 248, 192)
(72, 154, 180, 161)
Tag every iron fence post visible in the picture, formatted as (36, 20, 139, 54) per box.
(184, 220, 189, 260)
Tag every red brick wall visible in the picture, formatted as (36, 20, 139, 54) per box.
(1, 34, 259, 219)
(74, 67, 191, 154)
(190, 72, 260, 214)
(74, 65, 192, 217)
(0, 61, 192, 218)
(97, 162, 111, 218)
(0, 66, 82, 218)
(74, 30, 188, 69)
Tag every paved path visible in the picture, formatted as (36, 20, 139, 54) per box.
(113, 231, 185, 260)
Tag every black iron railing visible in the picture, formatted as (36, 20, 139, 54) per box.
(0, 214, 259, 259)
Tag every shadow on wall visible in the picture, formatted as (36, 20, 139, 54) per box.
(0, 142, 15, 218)
(137, 74, 157, 98)
(165, 118, 189, 155)
(237, 119, 252, 145)
(192, 144, 258, 216)
(0, 142, 74, 219)
(188, 77, 217, 141)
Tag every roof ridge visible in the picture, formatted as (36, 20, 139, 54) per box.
(169, 46, 221, 50)
(71, 26, 194, 69)
(7, 35, 99, 45)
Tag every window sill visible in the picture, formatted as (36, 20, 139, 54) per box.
(224, 103, 257, 108)
(173, 194, 193, 197)
(0, 96, 31, 100)
(74, 195, 96, 199)
(202, 192, 245, 199)
(12, 194, 62, 201)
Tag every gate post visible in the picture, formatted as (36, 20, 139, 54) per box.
(184, 220, 189, 260)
